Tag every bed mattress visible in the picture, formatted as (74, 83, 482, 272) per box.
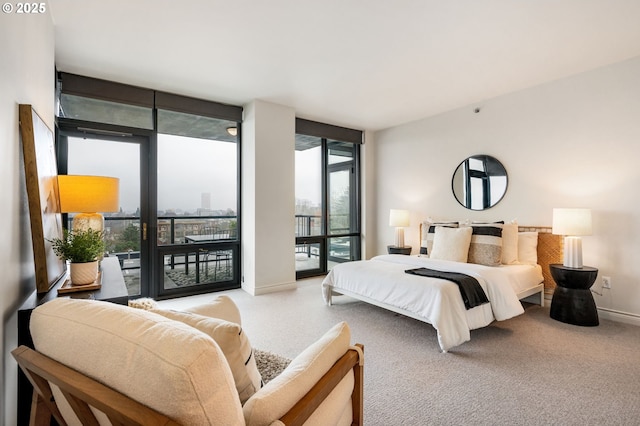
(322, 254, 543, 351)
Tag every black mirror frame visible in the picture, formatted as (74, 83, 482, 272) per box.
(451, 155, 508, 211)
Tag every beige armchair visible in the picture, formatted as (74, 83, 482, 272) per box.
(14, 297, 363, 425)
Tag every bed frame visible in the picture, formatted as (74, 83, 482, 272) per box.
(326, 225, 562, 317)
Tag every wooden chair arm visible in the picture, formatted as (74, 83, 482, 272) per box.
(279, 343, 364, 426)
(12, 345, 179, 426)
(14, 342, 365, 426)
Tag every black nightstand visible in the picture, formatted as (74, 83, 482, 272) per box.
(387, 245, 412, 255)
(549, 264, 599, 326)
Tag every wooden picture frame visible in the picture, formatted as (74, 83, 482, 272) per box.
(19, 104, 66, 293)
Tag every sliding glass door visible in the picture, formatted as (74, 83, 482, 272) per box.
(57, 127, 149, 297)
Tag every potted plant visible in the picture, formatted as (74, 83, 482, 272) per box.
(49, 228, 106, 285)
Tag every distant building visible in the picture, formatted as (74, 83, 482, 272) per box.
(201, 193, 211, 210)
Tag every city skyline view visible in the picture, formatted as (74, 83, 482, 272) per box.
(68, 133, 322, 215)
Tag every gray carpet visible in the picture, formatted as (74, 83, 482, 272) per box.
(254, 348, 290, 384)
(158, 278, 640, 425)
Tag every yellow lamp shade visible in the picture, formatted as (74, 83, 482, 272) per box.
(57, 175, 120, 214)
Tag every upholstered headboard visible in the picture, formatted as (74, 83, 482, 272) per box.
(418, 223, 562, 294)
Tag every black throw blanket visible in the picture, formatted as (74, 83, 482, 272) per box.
(405, 267, 489, 310)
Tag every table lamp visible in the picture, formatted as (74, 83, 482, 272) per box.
(57, 175, 120, 233)
(552, 208, 592, 268)
(389, 209, 410, 248)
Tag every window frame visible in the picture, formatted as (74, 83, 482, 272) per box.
(56, 72, 243, 299)
(295, 119, 362, 279)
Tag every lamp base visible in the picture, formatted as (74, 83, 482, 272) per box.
(394, 227, 405, 248)
(72, 212, 104, 233)
(563, 236, 583, 268)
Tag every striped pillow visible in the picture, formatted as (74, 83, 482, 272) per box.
(467, 223, 503, 266)
(420, 220, 459, 256)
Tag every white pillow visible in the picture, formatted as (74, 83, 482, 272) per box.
(518, 231, 538, 264)
(420, 219, 459, 256)
(501, 222, 519, 265)
(430, 226, 473, 263)
(150, 309, 262, 403)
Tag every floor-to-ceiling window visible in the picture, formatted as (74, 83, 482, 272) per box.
(295, 119, 361, 278)
(56, 72, 242, 299)
(155, 107, 240, 298)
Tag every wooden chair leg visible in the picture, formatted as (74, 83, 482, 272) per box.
(29, 390, 54, 426)
(351, 344, 364, 426)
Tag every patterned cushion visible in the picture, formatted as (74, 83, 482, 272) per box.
(467, 223, 503, 266)
(420, 220, 459, 256)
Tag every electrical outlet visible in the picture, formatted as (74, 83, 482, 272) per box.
(602, 276, 611, 289)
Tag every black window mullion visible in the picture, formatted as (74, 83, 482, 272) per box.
(321, 138, 328, 239)
(147, 108, 158, 298)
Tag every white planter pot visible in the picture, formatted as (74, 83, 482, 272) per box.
(70, 261, 99, 285)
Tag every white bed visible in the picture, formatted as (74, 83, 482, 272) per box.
(323, 251, 547, 352)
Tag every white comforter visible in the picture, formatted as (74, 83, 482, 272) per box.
(322, 255, 542, 351)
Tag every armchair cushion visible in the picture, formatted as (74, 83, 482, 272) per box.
(243, 321, 352, 426)
(150, 308, 262, 403)
(130, 294, 242, 325)
(30, 298, 244, 425)
(183, 295, 243, 325)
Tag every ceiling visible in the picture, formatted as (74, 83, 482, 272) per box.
(49, 0, 640, 131)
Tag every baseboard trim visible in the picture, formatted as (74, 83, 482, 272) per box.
(243, 281, 296, 296)
(543, 294, 639, 326)
(597, 307, 640, 326)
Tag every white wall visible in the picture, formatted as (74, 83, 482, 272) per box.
(374, 56, 640, 323)
(361, 130, 377, 259)
(0, 6, 55, 424)
(242, 100, 296, 295)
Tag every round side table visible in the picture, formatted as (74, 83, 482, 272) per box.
(387, 245, 412, 255)
(549, 264, 599, 326)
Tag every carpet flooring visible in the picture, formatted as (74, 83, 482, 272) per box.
(158, 277, 640, 425)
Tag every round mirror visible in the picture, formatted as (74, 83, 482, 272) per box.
(452, 155, 508, 210)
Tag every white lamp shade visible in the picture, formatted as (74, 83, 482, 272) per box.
(552, 208, 592, 268)
(389, 209, 410, 227)
(552, 208, 592, 236)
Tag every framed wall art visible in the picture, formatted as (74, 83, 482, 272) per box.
(19, 104, 66, 293)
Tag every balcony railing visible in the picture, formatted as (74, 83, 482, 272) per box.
(72, 215, 239, 295)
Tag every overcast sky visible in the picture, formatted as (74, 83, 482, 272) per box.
(68, 135, 320, 214)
